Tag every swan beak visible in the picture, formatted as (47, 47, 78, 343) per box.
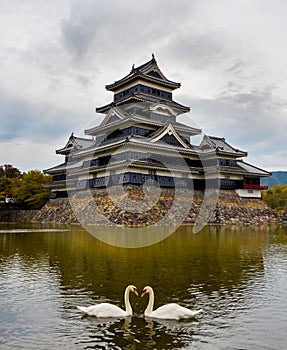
(133, 289, 138, 296)
(141, 290, 147, 297)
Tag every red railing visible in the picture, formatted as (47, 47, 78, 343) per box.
(244, 184, 268, 190)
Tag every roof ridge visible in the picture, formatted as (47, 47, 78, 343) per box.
(105, 56, 180, 91)
(130, 54, 156, 73)
(205, 134, 225, 140)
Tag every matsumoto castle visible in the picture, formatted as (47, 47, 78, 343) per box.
(45, 55, 270, 198)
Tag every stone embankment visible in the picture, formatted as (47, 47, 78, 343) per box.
(0, 186, 278, 226)
(279, 210, 287, 225)
(0, 209, 38, 223)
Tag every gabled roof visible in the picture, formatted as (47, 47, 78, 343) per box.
(56, 133, 95, 155)
(200, 135, 247, 157)
(105, 55, 180, 92)
(85, 111, 201, 137)
(43, 160, 83, 174)
(149, 102, 178, 117)
(149, 123, 190, 149)
(236, 160, 271, 177)
(99, 107, 126, 127)
(43, 162, 67, 174)
(96, 92, 190, 114)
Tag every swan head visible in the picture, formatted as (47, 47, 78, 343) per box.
(141, 285, 153, 297)
(128, 285, 138, 296)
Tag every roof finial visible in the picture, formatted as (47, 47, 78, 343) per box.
(152, 53, 155, 60)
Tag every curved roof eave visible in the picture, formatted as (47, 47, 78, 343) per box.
(105, 56, 181, 91)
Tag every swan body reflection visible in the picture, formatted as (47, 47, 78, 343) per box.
(77, 285, 138, 317)
(141, 286, 202, 320)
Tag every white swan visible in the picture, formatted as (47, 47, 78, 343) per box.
(77, 285, 138, 317)
(141, 286, 202, 320)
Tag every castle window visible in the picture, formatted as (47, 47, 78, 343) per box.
(114, 84, 172, 102)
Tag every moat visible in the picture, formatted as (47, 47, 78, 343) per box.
(0, 223, 286, 349)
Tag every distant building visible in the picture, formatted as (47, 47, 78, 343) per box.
(44, 56, 270, 198)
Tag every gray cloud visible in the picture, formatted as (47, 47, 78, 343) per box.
(160, 31, 226, 72)
(0, 0, 287, 171)
(0, 89, 82, 143)
(61, 0, 197, 64)
(179, 87, 287, 169)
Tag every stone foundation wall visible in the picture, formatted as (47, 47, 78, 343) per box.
(214, 190, 276, 225)
(0, 186, 278, 225)
(0, 209, 39, 223)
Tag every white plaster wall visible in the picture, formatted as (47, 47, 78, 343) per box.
(235, 189, 262, 198)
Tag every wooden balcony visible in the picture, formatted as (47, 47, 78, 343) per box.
(244, 184, 268, 190)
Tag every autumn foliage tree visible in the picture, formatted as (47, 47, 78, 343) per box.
(0, 165, 51, 209)
(262, 184, 287, 212)
(0, 165, 22, 202)
(0, 164, 21, 179)
(13, 170, 51, 209)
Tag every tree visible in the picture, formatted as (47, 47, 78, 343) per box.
(0, 165, 21, 203)
(13, 170, 51, 209)
(0, 164, 21, 179)
(262, 184, 287, 211)
(0, 176, 12, 202)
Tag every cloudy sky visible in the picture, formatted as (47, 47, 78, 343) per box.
(1, 0, 287, 172)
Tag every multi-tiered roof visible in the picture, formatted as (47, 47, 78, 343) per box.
(96, 54, 189, 114)
(44, 56, 270, 198)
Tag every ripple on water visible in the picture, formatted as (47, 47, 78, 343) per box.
(1, 225, 287, 349)
(0, 228, 69, 234)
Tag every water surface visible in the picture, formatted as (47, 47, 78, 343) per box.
(0, 223, 287, 349)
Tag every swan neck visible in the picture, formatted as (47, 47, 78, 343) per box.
(146, 289, 155, 316)
(124, 286, 132, 315)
